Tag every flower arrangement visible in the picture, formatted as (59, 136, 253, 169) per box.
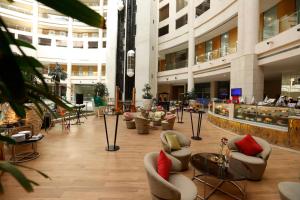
(217, 137, 229, 166)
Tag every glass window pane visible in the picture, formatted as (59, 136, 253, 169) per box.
(263, 6, 278, 40)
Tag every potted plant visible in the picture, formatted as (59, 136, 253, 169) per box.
(142, 84, 153, 111)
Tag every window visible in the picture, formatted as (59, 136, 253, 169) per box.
(38, 38, 51, 46)
(205, 40, 213, 61)
(101, 64, 106, 76)
(165, 49, 188, 71)
(176, 14, 188, 29)
(195, 0, 210, 18)
(73, 41, 83, 48)
(103, 0, 107, 6)
(263, 6, 278, 40)
(159, 25, 169, 37)
(18, 34, 32, 44)
(102, 41, 106, 48)
(102, 30, 107, 38)
(176, 0, 188, 12)
(220, 33, 229, 57)
(88, 41, 98, 49)
(56, 40, 67, 47)
(159, 4, 169, 22)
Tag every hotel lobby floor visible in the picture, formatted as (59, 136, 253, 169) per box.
(1, 113, 300, 200)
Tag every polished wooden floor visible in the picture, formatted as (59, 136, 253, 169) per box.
(1, 113, 300, 200)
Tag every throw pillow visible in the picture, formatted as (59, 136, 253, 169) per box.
(157, 150, 172, 180)
(235, 134, 263, 156)
(165, 134, 181, 150)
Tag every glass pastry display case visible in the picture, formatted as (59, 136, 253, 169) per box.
(234, 105, 295, 127)
(214, 103, 230, 117)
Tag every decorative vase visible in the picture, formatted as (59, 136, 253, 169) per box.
(143, 99, 153, 111)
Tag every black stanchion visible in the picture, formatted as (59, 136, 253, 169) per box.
(176, 105, 184, 123)
(103, 113, 120, 151)
(190, 110, 205, 140)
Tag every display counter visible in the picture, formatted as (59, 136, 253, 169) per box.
(208, 103, 300, 149)
(214, 103, 230, 117)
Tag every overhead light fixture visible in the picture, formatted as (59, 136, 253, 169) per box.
(117, 0, 124, 11)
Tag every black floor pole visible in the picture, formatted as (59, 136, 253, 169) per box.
(104, 114, 110, 148)
(190, 111, 195, 137)
(180, 106, 184, 122)
(113, 114, 119, 148)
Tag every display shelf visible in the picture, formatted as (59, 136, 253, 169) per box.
(214, 103, 230, 117)
(234, 105, 297, 127)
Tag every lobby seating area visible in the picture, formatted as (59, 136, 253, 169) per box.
(1, 112, 300, 200)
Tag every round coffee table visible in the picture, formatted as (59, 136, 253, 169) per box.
(10, 135, 44, 163)
(190, 152, 247, 200)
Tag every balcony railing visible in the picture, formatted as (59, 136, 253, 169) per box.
(39, 13, 68, 22)
(159, 60, 187, 72)
(0, 3, 32, 15)
(196, 46, 237, 64)
(262, 10, 300, 41)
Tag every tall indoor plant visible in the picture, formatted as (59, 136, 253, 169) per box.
(142, 84, 153, 110)
(48, 63, 67, 97)
(94, 82, 109, 106)
(0, 0, 106, 193)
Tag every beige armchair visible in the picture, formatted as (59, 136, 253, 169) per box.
(160, 131, 192, 171)
(227, 135, 272, 181)
(135, 116, 150, 134)
(162, 114, 176, 130)
(278, 182, 300, 200)
(123, 112, 136, 129)
(144, 152, 197, 200)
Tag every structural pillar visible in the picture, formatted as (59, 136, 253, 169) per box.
(187, 0, 195, 92)
(66, 17, 73, 102)
(106, 0, 118, 99)
(31, 1, 38, 47)
(210, 81, 217, 99)
(230, 0, 264, 103)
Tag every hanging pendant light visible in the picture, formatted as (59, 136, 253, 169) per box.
(127, 50, 135, 77)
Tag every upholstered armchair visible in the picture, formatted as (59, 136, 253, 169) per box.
(144, 152, 197, 200)
(160, 131, 192, 171)
(162, 114, 176, 130)
(278, 182, 300, 200)
(227, 135, 272, 181)
(123, 112, 136, 129)
(152, 111, 165, 126)
(135, 116, 150, 134)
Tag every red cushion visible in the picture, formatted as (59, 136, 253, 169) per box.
(235, 134, 263, 156)
(157, 150, 172, 180)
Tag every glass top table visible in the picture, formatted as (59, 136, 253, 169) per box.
(190, 153, 247, 200)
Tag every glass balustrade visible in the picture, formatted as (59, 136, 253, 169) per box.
(195, 46, 237, 64)
(165, 60, 187, 71)
(262, 10, 300, 41)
